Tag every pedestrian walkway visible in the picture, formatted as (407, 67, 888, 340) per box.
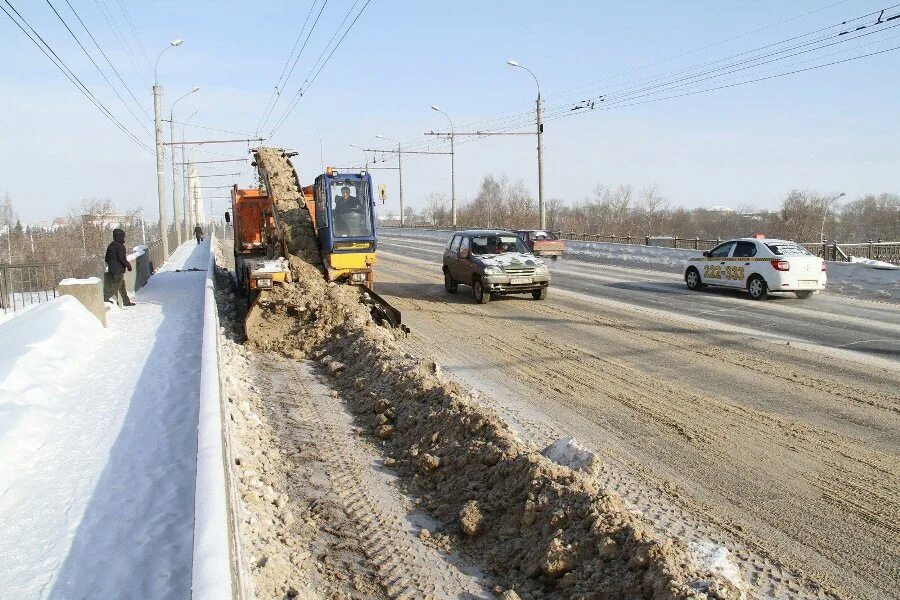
(0, 240, 210, 599)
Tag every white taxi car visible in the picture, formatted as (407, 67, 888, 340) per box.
(684, 237, 826, 300)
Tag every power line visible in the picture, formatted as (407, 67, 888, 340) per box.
(257, 0, 329, 134)
(393, 3, 900, 154)
(0, 0, 152, 152)
(44, 0, 152, 138)
(113, 0, 151, 69)
(269, 0, 373, 137)
(92, 0, 149, 83)
(256, 0, 322, 134)
(62, 0, 150, 121)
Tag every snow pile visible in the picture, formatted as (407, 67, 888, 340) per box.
(848, 256, 899, 270)
(0, 241, 208, 598)
(541, 436, 600, 476)
(0, 296, 106, 489)
(689, 541, 748, 599)
(58, 276, 102, 286)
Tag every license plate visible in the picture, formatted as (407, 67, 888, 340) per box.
(510, 277, 533, 285)
(799, 279, 818, 286)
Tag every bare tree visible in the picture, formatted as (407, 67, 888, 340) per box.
(636, 184, 668, 237)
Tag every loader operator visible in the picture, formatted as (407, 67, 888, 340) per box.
(335, 186, 362, 212)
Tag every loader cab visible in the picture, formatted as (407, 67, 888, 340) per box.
(313, 169, 377, 254)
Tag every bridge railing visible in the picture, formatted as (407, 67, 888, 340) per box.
(0, 262, 59, 314)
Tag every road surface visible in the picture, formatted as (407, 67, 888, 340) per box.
(375, 233, 900, 600)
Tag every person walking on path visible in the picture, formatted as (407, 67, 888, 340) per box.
(104, 228, 135, 306)
(194, 224, 204, 244)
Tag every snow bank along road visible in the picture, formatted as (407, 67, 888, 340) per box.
(374, 233, 900, 600)
(0, 240, 209, 598)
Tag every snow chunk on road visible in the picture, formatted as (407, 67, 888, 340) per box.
(540, 436, 600, 476)
(689, 540, 747, 598)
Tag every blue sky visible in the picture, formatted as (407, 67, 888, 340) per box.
(1, 0, 898, 224)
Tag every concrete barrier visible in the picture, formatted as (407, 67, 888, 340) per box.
(123, 247, 153, 295)
(191, 233, 237, 599)
(57, 277, 105, 327)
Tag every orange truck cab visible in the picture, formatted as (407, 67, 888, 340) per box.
(228, 185, 291, 296)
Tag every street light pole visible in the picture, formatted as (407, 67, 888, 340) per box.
(182, 110, 197, 234)
(170, 86, 199, 245)
(507, 59, 545, 230)
(431, 105, 456, 227)
(820, 192, 846, 242)
(376, 135, 403, 227)
(153, 39, 183, 258)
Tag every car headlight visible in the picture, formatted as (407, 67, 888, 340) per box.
(483, 266, 504, 275)
(535, 264, 549, 274)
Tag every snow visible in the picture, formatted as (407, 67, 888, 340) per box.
(191, 234, 234, 599)
(383, 229, 900, 303)
(848, 256, 899, 270)
(0, 240, 210, 598)
(540, 436, 599, 475)
(689, 540, 747, 598)
(58, 277, 101, 286)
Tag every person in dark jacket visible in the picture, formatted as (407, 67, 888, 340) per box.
(104, 228, 134, 306)
(194, 224, 204, 244)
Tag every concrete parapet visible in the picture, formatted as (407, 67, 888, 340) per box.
(58, 277, 106, 327)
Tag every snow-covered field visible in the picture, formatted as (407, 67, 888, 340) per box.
(382, 228, 900, 303)
(0, 241, 210, 599)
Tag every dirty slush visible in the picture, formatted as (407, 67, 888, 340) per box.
(223, 147, 741, 599)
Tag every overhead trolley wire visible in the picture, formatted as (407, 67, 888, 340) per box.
(268, 0, 374, 138)
(0, 0, 152, 153)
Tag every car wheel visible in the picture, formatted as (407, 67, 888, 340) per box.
(532, 287, 548, 300)
(443, 269, 458, 294)
(685, 267, 703, 291)
(747, 275, 769, 300)
(473, 278, 490, 304)
(795, 290, 814, 299)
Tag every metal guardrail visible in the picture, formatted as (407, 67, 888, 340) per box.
(0, 262, 59, 313)
(380, 225, 900, 265)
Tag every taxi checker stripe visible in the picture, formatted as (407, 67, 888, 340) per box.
(690, 257, 773, 262)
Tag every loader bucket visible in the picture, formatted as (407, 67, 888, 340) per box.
(358, 285, 408, 333)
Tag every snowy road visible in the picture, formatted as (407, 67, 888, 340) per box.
(374, 234, 900, 600)
(380, 235, 900, 361)
(0, 240, 209, 599)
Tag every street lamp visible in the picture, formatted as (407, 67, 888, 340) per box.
(507, 58, 545, 229)
(375, 134, 404, 226)
(153, 38, 184, 259)
(431, 105, 456, 227)
(820, 192, 846, 242)
(171, 86, 199, 244)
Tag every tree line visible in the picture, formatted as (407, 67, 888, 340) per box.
(402, 176, 900, 243)
(0, 194, 146, 277)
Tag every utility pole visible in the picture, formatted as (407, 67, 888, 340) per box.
(431, 106, 456, 227)
(508, 60, 546, 229)
(153, 84, 168, 257)
(355, 144, 452, 227)
(154, 39, 183, 257)
(170, 88, 199, 244)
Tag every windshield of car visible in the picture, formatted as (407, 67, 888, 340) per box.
(330, 179, 372, 238)
(470, 235, 527, 255)
(765, 242, 813, 256)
